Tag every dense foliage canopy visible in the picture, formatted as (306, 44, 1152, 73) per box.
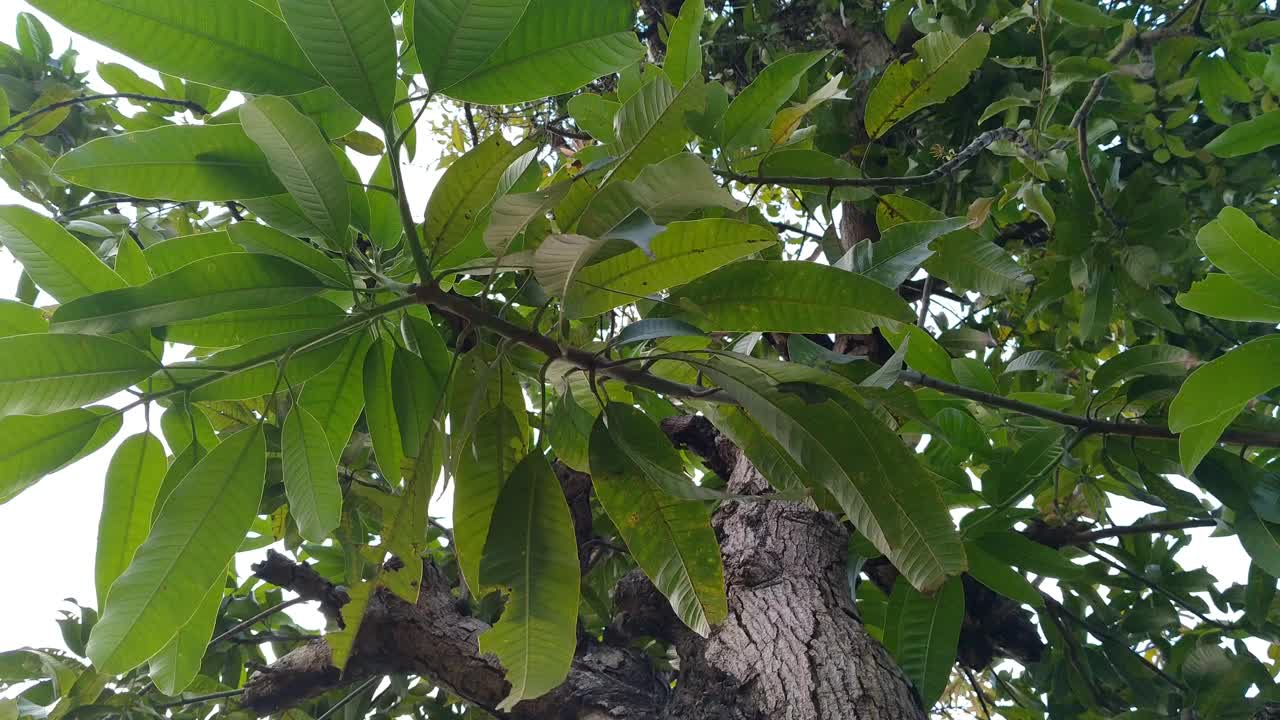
(1, 0, 1280, 717)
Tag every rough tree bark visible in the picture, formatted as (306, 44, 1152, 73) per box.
(241, 417, 927, 719)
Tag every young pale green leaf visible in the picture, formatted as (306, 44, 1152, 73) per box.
(363, 338, 402, 482)
(857, 217, 971, 288)
(1092, 345, 1196, 393)
(147, 570, 224, 696)
(0, 334, 158, 417)
(1177, 274, 1280, 323)
(0, 299, 47, 337)
(426, 134, 537, 257)
(454, 407, 527, 595)
(0, 206, 127, 303)
(51, 125, 284, 201)
(658, 260, 915, 333)
(699, 355, 967, 591)
(720, 50, 827, 151)
(326, 577, 375, 670)
(0, 409, 104, 504)
(300, 332, 372, 457)
(379, 429, 438, 604)
(1170, 335, 1280, 433)
(564, 219, 776, 318)
(94, 433, 166, 610)
(1195, 207, 1280, 304)
(590, 404, 728, 636)
(87, 426, 265, 674)
(884, 576, 965, 707)
(282, 405, 340, 542)
(414, 0, 530, 93)
(439, 0, 644, 104)
(241, 96, 351, 249)
(50, 253, 334, 335)
(161, 296, 346, 347)
(1206, 111, 1280, 157)
(280, 0, 397, 124)
(664, 0, 705, 86)
(865, 31, 990, 138)
(226, 222, 349, 287)
(27, 0, 323, 94)
(478, 452, 580, 710)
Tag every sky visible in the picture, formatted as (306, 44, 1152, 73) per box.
(0, 0, 1261, 691)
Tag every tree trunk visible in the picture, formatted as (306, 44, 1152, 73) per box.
(243, 419, 926, 720)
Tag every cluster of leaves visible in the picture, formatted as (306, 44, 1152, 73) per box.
(0, 0, 1278, 718)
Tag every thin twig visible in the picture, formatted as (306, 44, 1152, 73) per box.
(316, 676, 380, 720)
(0, 93, 208, 137)
(1047, 596, 1187, 690)
(1082, 545, 1226, 628)
(209, 597, 306, 646)
(156, 688, 244, 709)
(962, 666, 993, 720)
(1070, 519, 1218, 544)
(463, 103, 479, 147)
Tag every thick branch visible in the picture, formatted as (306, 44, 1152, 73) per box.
(903, 370, 1280, 448)
(716, 128, 1035, 188)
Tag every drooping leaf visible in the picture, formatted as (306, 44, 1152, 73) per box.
(865, 31, 990, 138)
(51, 253, 336, 335)
(282, 405, 341, 542)
(663, 0, 705, 86)
(414, 0, 531, 94)
(883, 576, 965, 707)
(27, 0, 323, 94)
(87, 426, 265, 674)
(51, 125, 283, 201)
(0, 205, 127, 303)
(0, 333, 158, 417)
(589, 404, 727, 636)
(658, 260, 915, 333)
(1170, 335, 1280, 434)
(94, 433, 167, 610)
(0, 409, 105, 504)
(857, 217, 970, 288)
(1093, 345, 1196, 393)
(720, 50, 827, 152)
(280, 0, 397, 124)
(1237, 509, 1280, 579)
(161, 296, 346, 347)
(454, 407, 527, 595)
(611, 318, 705, 348)
(1195, 207, 1280, 304)
(564, 219, 776, 318)
(699, 355, 967, 591)
(439, 0, 644, 104)
(146, 568, 224, 695)
(363, 338, 402, 482)
(0, 299, 47, 337)
(226, 222, 349, 287)
(478, 452, 580, 709)
(300, 332, 372, 457)
(241, 96, 351, 249)
(579, 153, 744, 238)
(142, 231, 240, 275)
(426, 134, 537, 256)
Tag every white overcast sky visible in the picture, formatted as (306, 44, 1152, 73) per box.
(0, 0, 1258, 673)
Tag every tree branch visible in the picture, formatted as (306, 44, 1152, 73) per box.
(902, 370, 1280, 448)
(1069, 519, 1219, 544)
(0, 93, 208, 138)
(716, 128, 1036, 188)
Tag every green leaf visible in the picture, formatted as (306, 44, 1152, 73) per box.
(1054, 0, 1124, 26)
(1178, 274, 1280, 323)
(282, 405, 340, 542)
(226, 222, 349, 287)
(0, 334, 158, 417)
(1180, 405, 1245, 475)
(300, 332, 372, 457)
(0, 299, 47, 337)
(1195, 207, 1280, 304)
(565, 219, 775, 318)
(1236, 509, 1280, 579)
(579, 153, 744, 237)
(147, 569, 224, 696)
(1206, 111, 1280, 157)
(484, 183, 571, 255)
(27, 0, 323, 94)
(392, 345, 446, 457)
(881, 324, 958, 383)
(439, 0, 644, 104)
(478, 452, 580, 709)
(699, 355, 966, 591)
(664, 0, 705, 86)
(241, 96, 351, 249)
(611, 318, 705, 348)
(454, 407, 527, 595)
(981, 429, 1064, 505)
(659, 260, 915, 333)
(51, 253, 334, 335)
(0, 409, 105, 504)
(157, 330, 346, 402)
(87, 426, 265, 674)
(978, 95, 1032, 124)
(720, 50, 827, 151)
(1170, 335, 1280, 433)
(971, 532, 1082, 579)
(590, 404, 727, 636)
(533, 234, 608, 299)
(143, 231, 240, 276)
(0, 205, 127, 303)
(1247, 562, 1276, 621)
(52, 125, 283, 201)
(363, 339, 402, 482)
(327, 577, 375, 670)
(856, 217, 971, 288)
(865, 31, 990, 139)
(883, 576, 965, 707)
(94, 433, 167, 610)
(964, 541, 1042, 607)
(1093, 345, 1196, 393)
(414, 0, 530, 93)
(161, 296, 345, 347)
(426, 134, 537, 256)
(280, 0, 397, 124)
(566, 94, 618, 142)
(379, 430, 438, 603)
